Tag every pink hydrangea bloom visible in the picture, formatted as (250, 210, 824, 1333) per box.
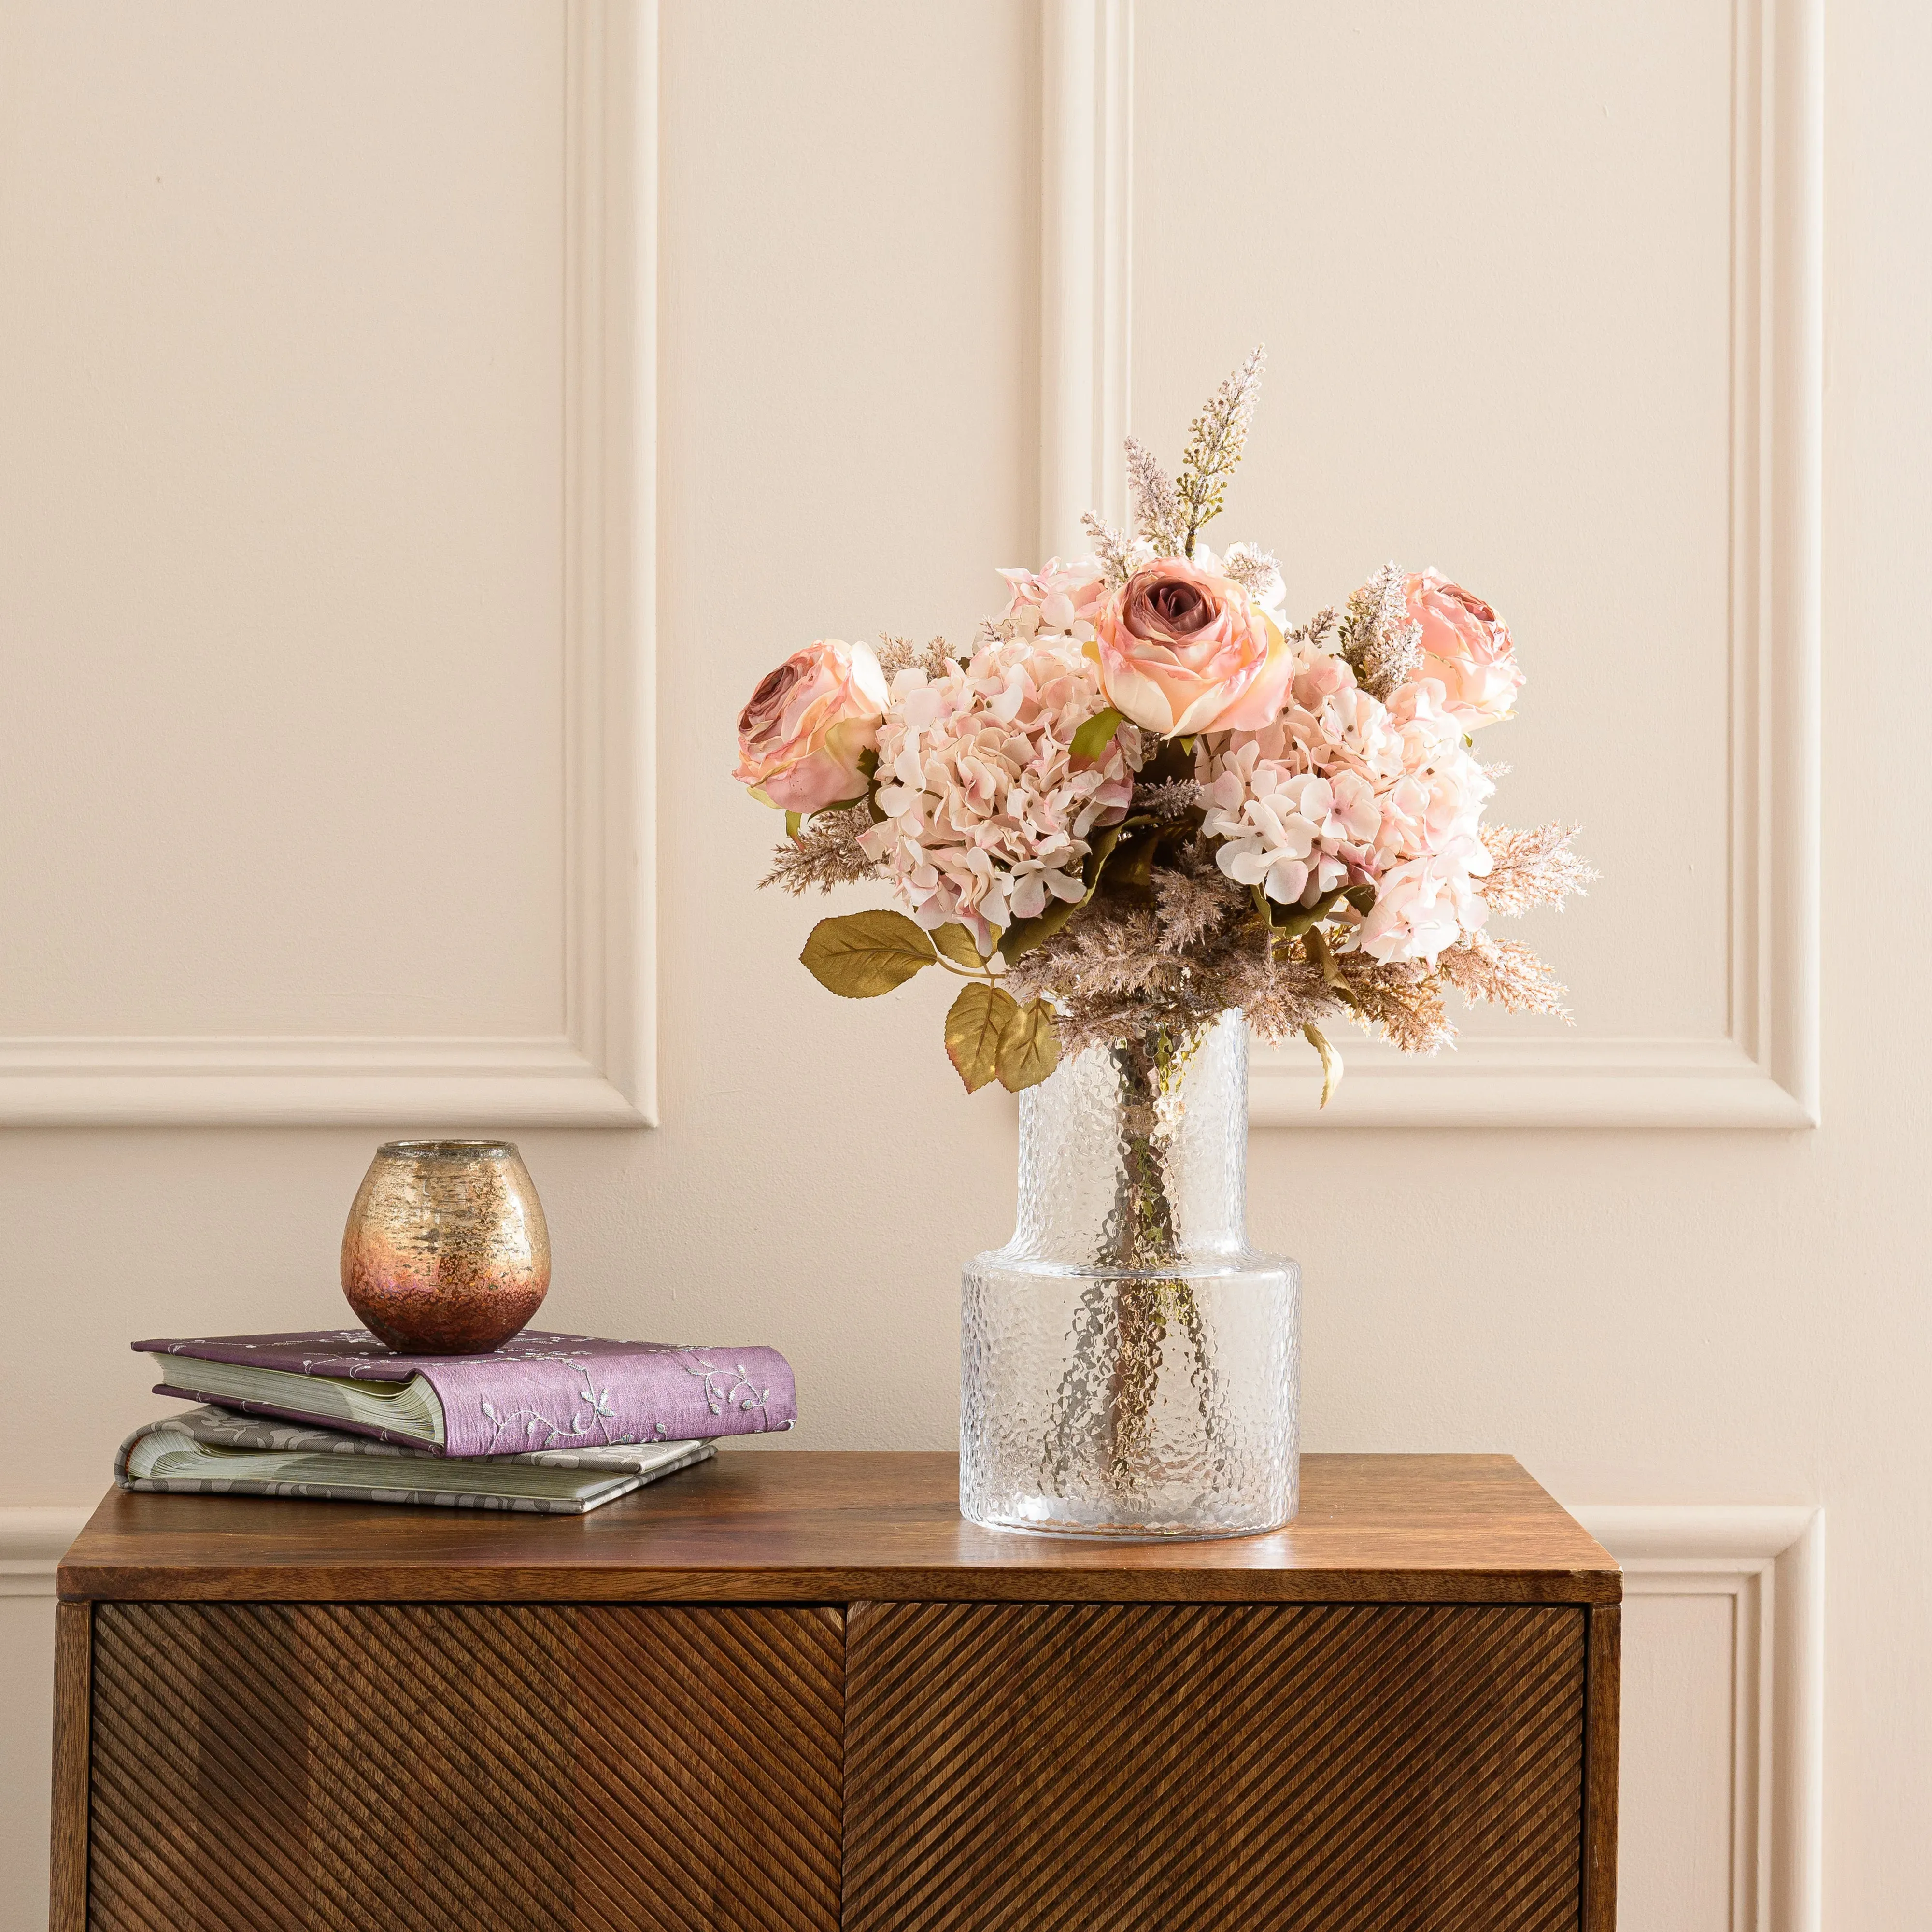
(1197, 631, 1494, 963)
(859, 637, 1140, 956)
(997, 555, 1108, 643)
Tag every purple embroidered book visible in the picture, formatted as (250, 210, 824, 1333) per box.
(131, 1329, 796, 1457)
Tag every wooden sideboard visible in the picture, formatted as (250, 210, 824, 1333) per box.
(53, 1452, 1620, 1932)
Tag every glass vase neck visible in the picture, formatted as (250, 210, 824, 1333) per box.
(1008, 1010, 1250, 1269)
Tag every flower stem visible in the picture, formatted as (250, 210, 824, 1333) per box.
(1042, 1022, 1225, 1499)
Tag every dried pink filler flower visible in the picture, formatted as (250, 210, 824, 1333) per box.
(857, 637, 1141, 956)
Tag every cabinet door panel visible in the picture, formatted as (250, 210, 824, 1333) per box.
(843, 1600, 1586, 1932)
(88, 1601, 843, 1932)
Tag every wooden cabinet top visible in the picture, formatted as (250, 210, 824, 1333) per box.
(58, 1451, 1619, 1605)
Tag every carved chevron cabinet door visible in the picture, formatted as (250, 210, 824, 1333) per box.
(85, 1602, 845, 1932)
(842, 1599, 1591, 1932)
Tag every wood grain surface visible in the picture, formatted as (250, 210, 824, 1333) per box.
(87, 1600, 844, 1932)
(844, 1598, 1590, 1932)
(58, 1452, 1619, 1605)
(49, 1601, 88, 1932)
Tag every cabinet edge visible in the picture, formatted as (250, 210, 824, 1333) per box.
(50, 1600, 89, 1932)
(1579, 1602, 1620, 1932)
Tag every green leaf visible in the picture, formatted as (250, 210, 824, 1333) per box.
(1343, 882, 1377, 915)
(1302, 1022, 1343, 1109)
(998, 823, 1125, 963)
(1069, 706, 1125, 762)
(1302, 923, 1342, 989)
(945, 982, 1020, 1094)
(996, 999, 1062, 1092)
(799, 910, 936, 998)
(930, 923, 985, 970)
(995, 892, 1080, 963)
(785, 811, 802, 841)
(1301, 923, 1359, 1011)
(1268, 885, 1350, 938)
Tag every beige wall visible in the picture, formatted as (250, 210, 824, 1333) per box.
(0, 1, 1923, 1926)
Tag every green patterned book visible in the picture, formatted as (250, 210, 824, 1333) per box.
(116, 1406, 713, 1514)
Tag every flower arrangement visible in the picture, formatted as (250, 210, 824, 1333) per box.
(735, 349, 1590, 1106)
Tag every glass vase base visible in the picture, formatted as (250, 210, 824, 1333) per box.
(963, 1506, 1297, 1542)
(961, 1261, 1299, 1542)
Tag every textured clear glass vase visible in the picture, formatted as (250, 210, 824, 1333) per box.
(961, 1010, 1298, 1538)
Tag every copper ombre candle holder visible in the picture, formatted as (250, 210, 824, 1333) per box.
(340, 1140, 551, 1354)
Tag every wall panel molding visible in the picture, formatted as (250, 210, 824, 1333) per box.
(0, 0, 658, 1129)
(1037, 0, 1133, 564)
(1571, 1503, 1824, 1932)
(1040, 0, 1821, 1130)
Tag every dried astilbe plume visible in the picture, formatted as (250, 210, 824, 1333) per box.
(1004, 834, 1354, 1058)
(1125, 436, 1186, 557)
(1151, 847, 1240, 948)
(1001, 814, 1575, 1062)
(873, 634, 957, 680)
(873, 633, 916, 676)
(758, 804, 883, 895)
(1340, 561, 1422, 699)
(1325, 951, 1455, 1055)
(1435, 929, 1571, 1017)
(1177, 344, 1266, 554)
(1479, 822, 1597, 916)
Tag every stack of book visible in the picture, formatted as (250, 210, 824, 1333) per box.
(116, 1329, 796, 1516)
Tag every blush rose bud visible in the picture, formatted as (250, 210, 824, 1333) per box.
(734, 639, 889, 814)
(1093, 557, 1293, 737)
(1405, 569, 1525, 728)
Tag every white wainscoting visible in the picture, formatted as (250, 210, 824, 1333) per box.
(0, 1509, 91, 1932)
(1037, 0, 1134, 565)
(1576, 1505, 1826, 1932)
(0, 0, 659, 1130)
(0, 1496, 1824, 1932)
(1037, 0, 1822, 1130)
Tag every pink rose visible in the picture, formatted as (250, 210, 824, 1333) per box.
(734, 639, 888, 813)
(1405, 569, 1524, 727)
(1093, 557, 1292, 737)
(998, 555, 1108, 640)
